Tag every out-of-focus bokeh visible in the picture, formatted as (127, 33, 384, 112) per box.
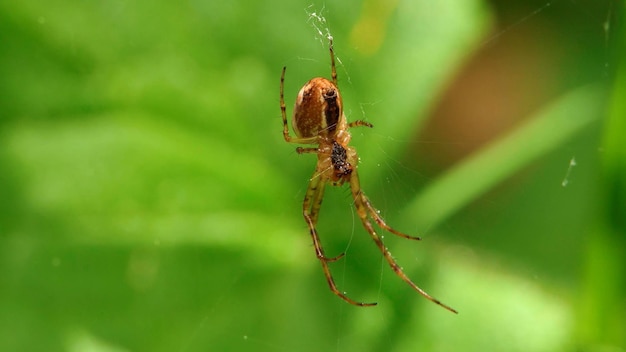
(1, 0, 623, 351)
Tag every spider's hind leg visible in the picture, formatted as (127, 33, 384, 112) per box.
(303, 175, 343, 262)
(348, 169, 457, 313)
(362, 196, 422, 241)
(303, 174, 377, 306)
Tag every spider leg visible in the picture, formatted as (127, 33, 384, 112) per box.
(279, 66, 291, 142)
(345, 120, 413, 239)
(362, 196, 422, 241)
(296, 147, 319, 154)
(328, 38, 337, 86)
(304, 174, 377, 307)
(308, 170, 325, 226)
(349, 171, 458, 314)
(348, 120, 373, 129)
(295, 146, 327, 224)
(303, 175, 343, 262)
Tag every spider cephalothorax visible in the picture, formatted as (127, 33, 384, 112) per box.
(280, 37, 456, 313)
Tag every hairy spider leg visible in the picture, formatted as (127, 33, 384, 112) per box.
(302, 172, 377, 307)
(348, 168, 458, 314)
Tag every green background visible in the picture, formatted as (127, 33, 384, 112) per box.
(1, 0, 623, 351)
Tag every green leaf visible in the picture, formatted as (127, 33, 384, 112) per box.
(403, 84, 606, 230)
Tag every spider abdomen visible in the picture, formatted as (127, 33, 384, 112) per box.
(293, 77, 344, 140)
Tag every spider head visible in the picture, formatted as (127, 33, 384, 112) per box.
(293, 77, 344, 140)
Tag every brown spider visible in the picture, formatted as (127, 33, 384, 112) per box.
(280, 37, 457, 314)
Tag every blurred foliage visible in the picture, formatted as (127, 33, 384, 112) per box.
(0, 0, 623, 351)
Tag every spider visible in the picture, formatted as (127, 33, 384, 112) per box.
(280, 37, 457, 314)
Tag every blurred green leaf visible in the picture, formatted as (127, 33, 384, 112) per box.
(404, 84, 605, 230)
